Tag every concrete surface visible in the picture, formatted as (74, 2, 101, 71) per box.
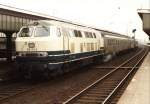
(117, 52, 150, 104)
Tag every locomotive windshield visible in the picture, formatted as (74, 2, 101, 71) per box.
(18, 26, 50, 37)
(34, 26, 50, 37)
(18, 27, 33, 37)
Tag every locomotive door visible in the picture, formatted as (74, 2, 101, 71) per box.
(62, 28, 69, 53)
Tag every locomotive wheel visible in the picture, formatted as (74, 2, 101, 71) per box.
(62, 63, 70, 73)
(93, 56, 100, 64)
(23, 69, 32, 79)
(18, 64, 32, 79)
(43, 68, 51, 79)
(50, 66, 63, 77)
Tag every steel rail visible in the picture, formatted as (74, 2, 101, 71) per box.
(0, 81, 41, 102)
(63, 48, 146, 104)
(102, 48, 148, 104)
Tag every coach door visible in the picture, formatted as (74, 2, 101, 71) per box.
(62, 28, 69, 53)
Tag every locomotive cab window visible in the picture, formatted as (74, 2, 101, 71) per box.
(35, 26, 50, 37)
(18, 27, 33, 37)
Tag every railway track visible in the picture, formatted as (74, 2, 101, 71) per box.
(0, 48, 148, 103)
(0, 80, 42, 103)
(63, 48, 149, 104)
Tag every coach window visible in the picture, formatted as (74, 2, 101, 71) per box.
(108, 39, 110, 45)
(86, 32, 89, 38)
(84, 32, 88, 38)
(85, 32, 90, 38)
(86, 32, 88, 37)
(101, 33, 105, 37)
(110, 40, 112, 45)
(74, 30, 82, 37)
(74, 30, 78, 37)
(89, 32, 93, 38)
(87, 32, 90, 38)
(78, 31, 82, 37)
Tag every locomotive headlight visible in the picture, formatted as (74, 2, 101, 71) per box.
(17, 52, 25, 56)
(43, 52, 48, 56)
(18, 53, 22, 56)
(28, 42, 35, 48)
(38, 52, 48, 57)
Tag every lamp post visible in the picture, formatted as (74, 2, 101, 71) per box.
(132, 29, 136, 47)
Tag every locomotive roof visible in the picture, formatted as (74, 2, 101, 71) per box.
(30, 20, 132, 39)
(30, 20, 97, 31)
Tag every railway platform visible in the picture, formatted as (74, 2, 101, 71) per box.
(117, 52, 150, 104)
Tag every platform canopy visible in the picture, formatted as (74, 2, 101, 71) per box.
(0, 4, 54, 34)
(138, 9, 150, 37)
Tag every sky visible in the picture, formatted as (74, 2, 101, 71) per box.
(0, 0, 150, 42)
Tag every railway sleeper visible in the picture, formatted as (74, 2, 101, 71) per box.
(77, 99, 102, 103)
(88, 91, 110, 95)
(81, 95, 108, 99)
(80, 97, 103, 101)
